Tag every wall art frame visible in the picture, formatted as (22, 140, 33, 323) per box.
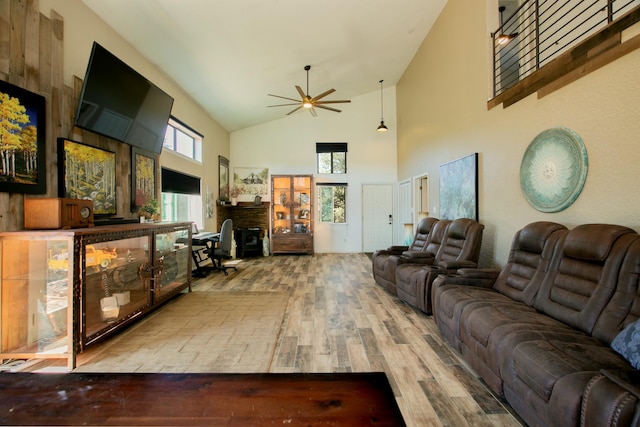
(219, 156, 229, 201)
(58, 138, 117, 216)
(131, 146, 157, 212)
(0, 79, 46, 194)
(233, 167, 269, 199)
(439, 152, 479, 221)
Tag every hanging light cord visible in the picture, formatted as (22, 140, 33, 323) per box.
(379, 80, 384, 120)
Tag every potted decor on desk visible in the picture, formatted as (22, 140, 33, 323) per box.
(138, 199, 159, 222)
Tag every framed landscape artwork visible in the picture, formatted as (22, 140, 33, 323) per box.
(439, 152, 478, 221)
(131, 147, 157, 212)
(0, 80, 46, 194)
(233, 167, 268, 198)
(58, 138, 117, 216)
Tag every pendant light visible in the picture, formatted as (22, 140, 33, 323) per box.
(496, 6, 518, 45)
(377, 79, 388, 132)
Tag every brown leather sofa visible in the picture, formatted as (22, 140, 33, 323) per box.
(371, 217, 438, 294)
(396, 218, 484, 314)
(432, 222, 640, 427)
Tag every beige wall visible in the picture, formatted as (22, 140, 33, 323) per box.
(231, 88, 398, 253)
(38, 0, 229, 231)
(397, 0, 640, 267)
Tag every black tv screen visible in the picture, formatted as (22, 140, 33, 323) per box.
(74, 42, 174, 154)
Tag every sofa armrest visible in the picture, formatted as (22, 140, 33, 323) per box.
(457, 268, 500, 280)
(387, 245, 409, 253)
(437, 260, 478, 270)
(581, 370, 640, 427)
(433, 268, 501, 289)
(399, 251, 436, 265)
(374, 246, 407, 256)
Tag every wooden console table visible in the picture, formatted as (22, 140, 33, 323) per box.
(0, 372, 406, 426)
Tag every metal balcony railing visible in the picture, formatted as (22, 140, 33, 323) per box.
(492, 0, 639, 98)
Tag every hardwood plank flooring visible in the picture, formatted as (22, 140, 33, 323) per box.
(192, 253, 524, 427)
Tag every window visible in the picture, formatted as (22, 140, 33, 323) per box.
(161, 193, 203, 229)
(316, 142, 347, 174)
(163, 117, 203, 162)
(317, 183, 347, 223)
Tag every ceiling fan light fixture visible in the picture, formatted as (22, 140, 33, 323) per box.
(267, 65, 351, 116)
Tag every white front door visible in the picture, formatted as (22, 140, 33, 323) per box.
(362, 184, 393, 252)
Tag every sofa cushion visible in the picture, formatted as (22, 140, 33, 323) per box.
(562, 224, 635, 262)
(611, 319, 640, 369)
(510, 338, 629, 402)
(533, 225, 637, 335)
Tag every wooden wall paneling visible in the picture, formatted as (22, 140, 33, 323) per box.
(8, 0, 25, 84)
(0, 2, 66, 231)
(0, 0, 10, 75)
(24, 0, 38, 91)
(0, 2, 140, 230)
(38, 12, 51, 94)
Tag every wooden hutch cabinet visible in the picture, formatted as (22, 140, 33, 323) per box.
(0, 222, 192, 370)
(271, 175, 313, 254)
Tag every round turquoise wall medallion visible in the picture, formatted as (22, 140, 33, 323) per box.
(520, 127, 588, 213)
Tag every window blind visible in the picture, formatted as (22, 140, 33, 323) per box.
(161, 167, 201, 195)
(316, 142, 347, 153)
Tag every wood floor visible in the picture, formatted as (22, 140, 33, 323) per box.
(192, 253, 524, 427)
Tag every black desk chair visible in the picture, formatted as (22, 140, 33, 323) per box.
(208, 219, 237, 275)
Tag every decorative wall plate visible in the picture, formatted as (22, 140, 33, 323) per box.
(520, 127, 588, 212)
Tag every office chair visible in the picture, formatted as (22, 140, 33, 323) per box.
(208, 218, 237, 275)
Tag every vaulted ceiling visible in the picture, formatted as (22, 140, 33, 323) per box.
(81, 0, 447, 132)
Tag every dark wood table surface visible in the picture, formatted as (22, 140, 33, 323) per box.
(0, 372, 406, 426)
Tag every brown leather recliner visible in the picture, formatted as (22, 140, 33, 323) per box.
(396, 218, 484, 314)
(371, 217, 438, 295)
(390, 219, 452, 306)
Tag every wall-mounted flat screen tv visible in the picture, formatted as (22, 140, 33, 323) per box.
(74, 42, 174, 154)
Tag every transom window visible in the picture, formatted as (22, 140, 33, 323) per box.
(316, 142, 347, 174)
(163, 117, 203, 162)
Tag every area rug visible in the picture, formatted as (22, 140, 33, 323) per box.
(75, 291, 290, 373)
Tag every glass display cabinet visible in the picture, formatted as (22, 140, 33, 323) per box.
(0, 222, 191, 370)
(271, 175, 313, 254)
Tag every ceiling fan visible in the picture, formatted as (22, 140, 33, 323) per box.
(268, 65, 351, 117)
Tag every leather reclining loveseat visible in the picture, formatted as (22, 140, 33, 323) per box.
(372, 217, 484, 314)
(432, 222, 640, 427)
(371, 217, 438, 295)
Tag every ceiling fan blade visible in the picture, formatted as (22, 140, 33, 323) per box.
(309, 107, 317, 117)
(315, 99, 351, 104)
(286, 106, 303, 115)
(312, 88, 335, 101)
(268, 103, 302, 107)
(295, 85, 306, 99)
(315, 104, 342, 113)
(268, 94, 302, 103)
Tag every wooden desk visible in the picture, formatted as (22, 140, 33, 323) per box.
(177, 232, 219, 277)
(0, 372, 406, 426)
